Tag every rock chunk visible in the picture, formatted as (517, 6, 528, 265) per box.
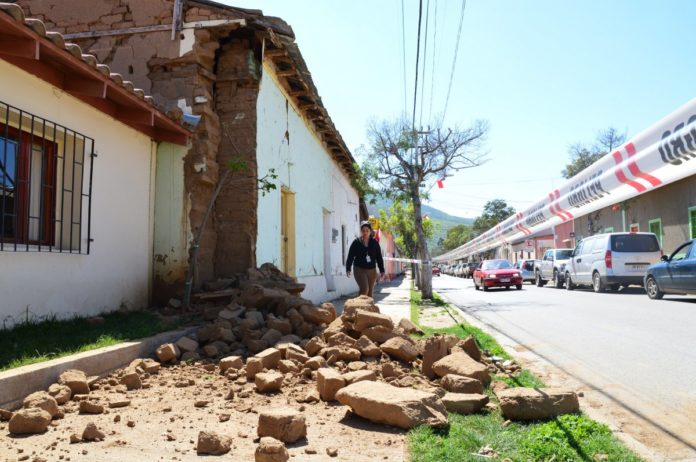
(305, 356, 327, 370)
(422, 335, 449, 379)
(79, 401, 104, 414)
(335, 381, 448, 429)
(300, 304, 334, 325)
(47, 383, 72, 404)
(256, 348, 282, 369)
(441, 393, 489, 414)
(342, 370, 377, 385)
(380, 337, 419, 362)
(322, 346, 361, 362)
(361, 325, 397, 344)
(175, 336, 199, 353)
(354, 310, 394, 332)
(82, 422, 105, 441)
(432, 353, 491, 385)
(120, 367, 142, 390)
(8, 408, 51, 435)
(23, 391, 60, 418)
(439, 374, 484, 394)
(342, 296, 379, 316)
(452, 336, 482, 362)
(155, 343, 180, 363)
(326, 332, 358, 349)
(220, 355, 244, 372)
(58, 369, 90, 395)
(255, 371, 284, 393)
(304, 336, 326, 356)
(255, 436, 289, 462)
(316, 368, 345, 401)
(257, 407, 307, 443)
(497, 388, 579, 421)
(398, 318, 424, 335)
(197, 431, 232, 455)
(356, 335, 381, 356)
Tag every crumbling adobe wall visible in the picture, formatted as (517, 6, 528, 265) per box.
(16, 0, 260, 289)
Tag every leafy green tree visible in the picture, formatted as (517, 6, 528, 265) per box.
(378, 201, 434, 258)
(472, 199, 515, 236)
(561, 127, 626, 179)
(439, 224, 473, 253)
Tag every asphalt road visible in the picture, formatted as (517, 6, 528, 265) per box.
(433, 274, 696, 461)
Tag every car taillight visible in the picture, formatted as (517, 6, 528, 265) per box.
(605, 250, 612, 269)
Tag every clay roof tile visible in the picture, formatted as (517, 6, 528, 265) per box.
(0, 3, 24, 23)
(23, 18, 46, 36)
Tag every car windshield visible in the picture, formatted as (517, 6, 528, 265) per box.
(610, 234, 660, 252)
(555, 249, 573, 259)
(482, 260, 512, 270)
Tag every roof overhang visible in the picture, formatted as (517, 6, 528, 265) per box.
(0, 5, 190, 145)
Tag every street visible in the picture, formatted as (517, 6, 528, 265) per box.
(433, 274, 696, 461)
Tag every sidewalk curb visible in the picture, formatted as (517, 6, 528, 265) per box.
(0, 325, 198, 410)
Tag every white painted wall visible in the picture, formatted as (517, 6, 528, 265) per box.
(256, 62, 360, 303)
(0, 59, 157, 324)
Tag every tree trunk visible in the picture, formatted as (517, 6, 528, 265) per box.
(411, 191, 433, 299)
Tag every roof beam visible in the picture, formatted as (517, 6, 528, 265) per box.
(63, 75, 107, 98)
(0, 35, 39, 60)
(116, 106, 155, 126)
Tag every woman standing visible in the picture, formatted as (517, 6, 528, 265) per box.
(346, 221, 385, 298)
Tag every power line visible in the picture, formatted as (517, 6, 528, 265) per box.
(411, 0, 424, 129)
(441, 0, 467, 123)
(428, 0, 438, 123)
(418, 0, 431, 127)
(400, 0, 408, 116)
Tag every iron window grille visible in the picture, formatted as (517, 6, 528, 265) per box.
(0, 100, 94, 254)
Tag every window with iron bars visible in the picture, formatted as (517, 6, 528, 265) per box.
(0, 101, 94, 254)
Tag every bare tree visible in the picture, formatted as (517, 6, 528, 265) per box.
(364, 118, 488, 299)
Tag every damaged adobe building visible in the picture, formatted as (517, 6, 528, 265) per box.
(14, 0, 366, 304)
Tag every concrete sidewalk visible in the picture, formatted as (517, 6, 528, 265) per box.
(333, 275, 412, 323)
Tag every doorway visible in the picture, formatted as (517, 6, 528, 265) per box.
(323, 209, 336, 292)
(280, 189, 296, 276)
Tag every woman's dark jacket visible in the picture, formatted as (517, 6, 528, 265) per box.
(346, 237, 385, 273)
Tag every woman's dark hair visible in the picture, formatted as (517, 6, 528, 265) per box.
(360, 220, 372, 230)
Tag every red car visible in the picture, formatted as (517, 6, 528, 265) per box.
(432, 266, 441, 276)
(473, 259, 523, 291)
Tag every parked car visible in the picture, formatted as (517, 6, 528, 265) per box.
(432, 266, 441, 276)
(564, 232, 662, 292)
(535, 249, 574, 288)
(644, 239, 696, 299)
(514, 259, 538, 283)
(454, 263, 465, 277)
(473, 259, 523, 291)
(463, 262, 478, 278)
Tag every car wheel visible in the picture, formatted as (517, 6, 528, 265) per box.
(645, 276, 664, 300)
(535, 273, 545, 287)
(553, 270, 563, 289)
(565, 273, 575, 290)
(592, 272, 605, 293)
(505, 285, 510, 290)
(516, 284, 522, 290)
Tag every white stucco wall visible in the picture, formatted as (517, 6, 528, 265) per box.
(0, 59, 157, 323)
(256, 62, 360, 303)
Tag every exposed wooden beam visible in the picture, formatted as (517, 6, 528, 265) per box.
(2, 55, 62, 87)
(265, 48, 287, 58)
(64, 75, 107, 98)
(116, 106, 155, 126)
(63, 24, 171, 40)
(0, 35, 39, 60)
(275, 68, 297, 78)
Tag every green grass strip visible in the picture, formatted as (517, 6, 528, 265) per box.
(0, 311, 184, 371)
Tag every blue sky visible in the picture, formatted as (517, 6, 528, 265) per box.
(231, 0, 696, 218)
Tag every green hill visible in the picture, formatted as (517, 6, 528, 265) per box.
(367, 198, 473, 253)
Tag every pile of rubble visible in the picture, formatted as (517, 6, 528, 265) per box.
(0, 265, 580, 460)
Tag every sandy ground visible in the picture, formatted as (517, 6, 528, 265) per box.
(0, 363, 407, 462)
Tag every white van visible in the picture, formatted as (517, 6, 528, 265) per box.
(564, 232, 662, 292)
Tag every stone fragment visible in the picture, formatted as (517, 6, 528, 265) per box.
(181, 351, 201, 362)
(422, 335, 449, 379)
(441, 393, 489, 414)
(326, 447, 339, 457)
(267, 317, 293, 335)
(398, 318, 424, 335)
(257, 407, 307, 443)
(8, 408, 51, 435)
(197, 431, 232, 455)
(316, 368, 345, 401)
(255, 371, 284, 393)
(322, 346, 361, 362)
(432, 353, 491, 385)
(246, 357, 265, 379)
(58, 369, 90, 395)
(380, 337, 419, 362)
(175, 336, 199, 353)
(261, 329, 283, 347)
(299, 304, 334, 325)
(452, 336, 482, 362)
(361, 325, 397, 344)
(354, 310, 394, 332)
(439, 374, 484, 394)
(327, 332, 358, 349)
(356, 335, 382, 356)
(220, 355, 244, 373)
(120, 368, 142, 390)
(278, 359, 300, 374)
(285, 347, 309, 364)
(255, 436, 289, 462)
(203, 344, 219, 358)
(79, 401, 104, 414)
(256, 348, 282, 369)
(108, 399, 131, 409)
(342, 296, 379, 316)
(47, 384, 72, 405)
(342, 370, 377, 385)
(304, 336, 326, 356)
(305, 356, 327, 370)
(0, 408, 13, 421)
(82, 422, 105, 441)
(156, 343, 180, 363)
(335, 381, 448, 429)
(496, 388, 580, 421)
(347, 361, 366, 371)
(23, 392, 60, 418)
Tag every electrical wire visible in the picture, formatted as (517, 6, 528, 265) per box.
(400, 0, 408, 117)
(441, 0, 467, 124)
(411, 0, 424, 129)
(418, 0, 431, 128)
(428, 0, 438, 123)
